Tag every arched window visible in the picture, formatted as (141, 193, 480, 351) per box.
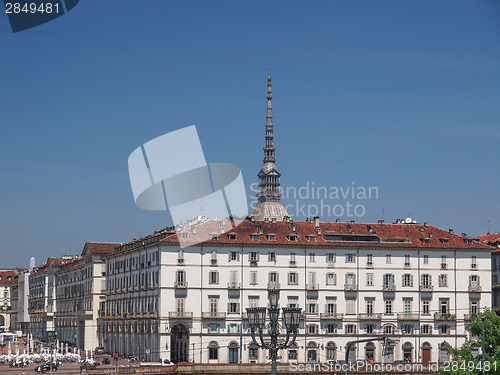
(439, 342, 449, 363)
(248, 342, 259, 360)
(403, 342, 413, 362)
(365, 342, 375, 361)
(326, 342, 336, 360)
(228, 341, 239, 364)
(208, 341, 219, 360)
(307, 342, 318, 363)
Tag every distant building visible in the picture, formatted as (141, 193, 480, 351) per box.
(9, 269, 30, 333)
(54, 242, 121, 350)
(28, 257, 78, 342)
(474, 232, 500, 313)
(0, 269, 24, 330)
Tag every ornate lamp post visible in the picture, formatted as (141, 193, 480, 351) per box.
(246, 288, 301, 375)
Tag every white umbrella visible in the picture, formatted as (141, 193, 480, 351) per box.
(8, 341, 11, 356)
(90, 349, 93, 361)
(65, 343, 68, 354)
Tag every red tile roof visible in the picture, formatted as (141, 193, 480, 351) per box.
(83, 242, 121, 255)
(0, 270, 19, 284)
(116, 219, 491, 251)
(473, 232, 500, 252)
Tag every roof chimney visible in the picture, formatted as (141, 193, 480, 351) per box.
(30, 257, 36, 270)
(429, 233, 433, 239)
(335, 218, 341, 223)
(424, 222, 428, 227)
(449, 229, 454, 235)
(378, 220, 384, 224)
(313, 216, 320, 229)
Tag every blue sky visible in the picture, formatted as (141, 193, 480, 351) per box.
(1, 0, 499, 268)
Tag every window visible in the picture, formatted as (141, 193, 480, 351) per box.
(402, 274, 413, 287)
(209, 271, 219, 284)
(208, 323, 218, 333)
(176, 298, 185, 313)
(288, 272, 298, 285)
(346, 299, 356, 315)
(228, 323, 239, 333)
(469, 274, 480, 288)
(470, 301, 478, 314)
(228, 299, 240, 314)
(346, 324, 356, 334)
(228, 233, 237, 240)
(325, 299, 337, 314)
(268, 272, 279, 288)
(404, 254, 411, 267)
(423, 255, 429, 264)
(345, 273, 356, 288)
(441, 256, 447, 269)
(422, 300, 430, 315)
(177, 250, 184, 264)
(288, 297, 299, 308)
(326, 273, 336, 286)
(249, 344, 258, 360)
(346, 254, 355, 263)
(176, 270, 185, 285)
(421, 274, 432, 287)
(383, 274, 395, 289)
(385, 300, 393, 314)
(326, 324, 337, 334)
(366, 299, 374, 315)
(403, 299, 412, 314)
(471, 256, 477, 269)
(268, 252, 276, 262)
(366, 273, 373, 286)
(249, 252, 259, 262)
(309, 253, 316, 263)
(402, 324, 413, 334)
(386, 254, 392, 264)
(208, 342, 219, 359)
(421, 324, 431, 334)
(289, 253, 296, 265)
(440, 325, 450, 335)
(307, 301, 317, 314)
(308, 272, 317, 287)
(288, 349, 298, 360)
(439, 274, 448, 287)
(326, 343, 336, 360)
(439, 299, 449, 314)
(268, 235, 276, 242)
(251, 234, 260, 241)
(365, 254, 373, 267)
(307, 324, 318, 334)
(307, 235, 316, 242)
(383, 325, 394, 335)
(209, 297, 219, 313)
(288, 234, 297, 241)
(366, 324, 374, 334)
(250, 271, 258, 285)
(229, 252, 239, 262)
(327, 253, 336, 265)
(249, 297, 259, 308)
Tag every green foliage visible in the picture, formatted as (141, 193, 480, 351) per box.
(438, 309, 500, 375)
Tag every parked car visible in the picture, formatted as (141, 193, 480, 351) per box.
(95, 347, 106, 355)
(34, 362, 58, 373)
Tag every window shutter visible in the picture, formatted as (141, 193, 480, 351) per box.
(325, 273, 328, 285)
(477, 275, 480, 285)
(410, 274, 414, 287)
(353, 274, 357, 285)
(345, 254, 348, 263)
(402, 275, 405, 287)
(256, 253, 260, 261)
(334, 273, 337, 286)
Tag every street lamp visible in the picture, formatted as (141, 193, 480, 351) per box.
(481, 316, 486, 375)
(246, 288, 301, 375)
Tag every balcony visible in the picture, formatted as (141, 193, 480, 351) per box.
(227, 282, 241, 289)
(249, 259, 259, 267)
(174, 281, 188, 289)
(344, 283, 358, 291)
(210, 259, 218, 266)
(471, 263, 478, 270)
(464, 313, 477, 321)
(267, 283, 281, 290)
(419, 284, 433, 292)
(397, 313, 420, 321)
(306, 283, 319, 291)
(468, 284, 482, 293)
(382, 284, 396, 292)
(320, 312, 343, 320)
(358, 313, 382, 321)
(169, 311, 193, 319)
(441, 263, 448, 270)
(289, 260, 297, 267)
(434, 313, 456, 321)
(201, 312, 226, 319)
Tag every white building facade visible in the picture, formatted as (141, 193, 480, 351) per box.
(99, 219, 491, 364)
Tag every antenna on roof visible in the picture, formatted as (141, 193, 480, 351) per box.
(381, 208, 384, 220)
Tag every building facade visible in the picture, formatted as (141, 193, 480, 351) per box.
(9, 270, 30, 333)
(54, 242, 120, 350)
(98, 219, 492, 364)
(475, 233, 500, 312)
(28, 257, 77, 342)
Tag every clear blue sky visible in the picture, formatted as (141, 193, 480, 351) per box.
(1, 0, 499, 268)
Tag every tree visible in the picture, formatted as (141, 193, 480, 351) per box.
(439, 309, 500, 375)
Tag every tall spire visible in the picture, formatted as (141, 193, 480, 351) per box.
(249, 68, 290, 221)
(264, 68, 275, 163)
